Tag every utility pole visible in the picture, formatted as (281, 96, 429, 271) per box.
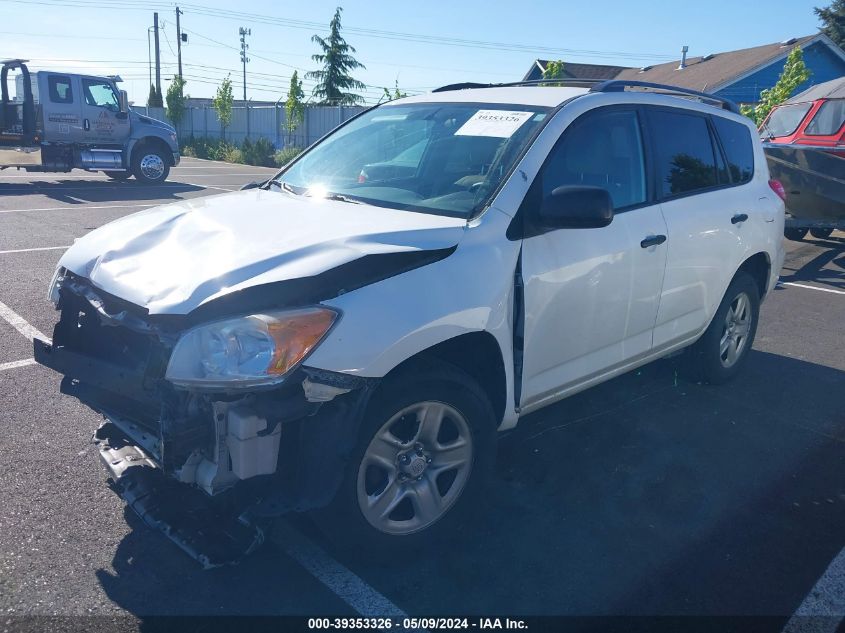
(175, 6, 184, 80)
(153, 12, 162, 99)
(239, 27, 250, 102)
(240, 26, 251, 139)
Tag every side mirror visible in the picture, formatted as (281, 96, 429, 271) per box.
(536, 185, 614, 231)
(119, 90, 129, 114)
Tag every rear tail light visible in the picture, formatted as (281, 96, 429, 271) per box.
(769, 179, 787, 202)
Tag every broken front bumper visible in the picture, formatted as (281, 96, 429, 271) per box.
(94, 421, 265, 569)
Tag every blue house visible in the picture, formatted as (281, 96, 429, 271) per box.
(524, 34, 845, 106)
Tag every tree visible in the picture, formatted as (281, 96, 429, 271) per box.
(815, 0, 845, 48)
(165, 75, 188, 131)
(381, 80, 407, 102)
(284, 70, 305, 147)
(305, 7, 366, 105)
(147, 84, 163, 108)
(212, 75, 234, 140)
(542, 60, 566, 83)
(741, 47, 811, 125)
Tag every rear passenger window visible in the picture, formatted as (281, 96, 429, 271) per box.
(48, 76, 73, 104)
(649, 110, 718, 197)
(541, 109, 646, 210)
(712, 117, 754, 184)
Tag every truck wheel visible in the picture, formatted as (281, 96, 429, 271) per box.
(132, 147, 170, 184)
(810, 228, 833, 240)
(105, 172, 131, 181)
(784, 227, 808, 241)
(683, 272, 760, 385)
(314, 361, 496, 558)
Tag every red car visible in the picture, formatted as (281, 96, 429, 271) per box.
(762, 77, 845, 240)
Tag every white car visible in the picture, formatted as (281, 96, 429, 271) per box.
(36, 80, 786, 565)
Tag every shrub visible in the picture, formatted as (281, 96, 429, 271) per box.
(241, 137, 276, 167)
(274, 146, 304, 167)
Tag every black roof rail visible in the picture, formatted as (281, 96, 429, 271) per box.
(590, 80, 741, 114)
(432, 78, 607, 92)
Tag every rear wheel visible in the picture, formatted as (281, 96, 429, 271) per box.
(784, 227, 808, 241)
(810, 227, 833, 240)
(314, 361, 496, 557)
(131, 146, 170, 184)
(684, 272, 760, 384)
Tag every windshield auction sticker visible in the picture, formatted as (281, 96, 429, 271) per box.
(454, 110, 534, 138)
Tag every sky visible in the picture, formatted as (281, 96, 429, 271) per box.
(0, 0, 828, 106)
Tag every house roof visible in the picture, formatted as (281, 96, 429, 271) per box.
(614, 35, 821, 92)
(523, 60, 630, 82)
(786, 75, 845, 102)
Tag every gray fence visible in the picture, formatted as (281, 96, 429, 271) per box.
(133, 105, 364, 148)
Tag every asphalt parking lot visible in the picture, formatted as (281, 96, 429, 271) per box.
(1, 158, 844, 629)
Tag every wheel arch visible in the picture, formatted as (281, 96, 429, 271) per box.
(376, 331, 507, 429)
(130, 136, 175, 166)
(736, 251, 771, 299)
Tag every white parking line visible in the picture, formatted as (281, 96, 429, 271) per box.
(0, 202, 156, 215)
(0, 299, 49, 342)
(779, 281, 845, 296)
(783, 547, 845, 632)
(274, 522, 408, 618)
(0, 358, 37, 372)
(0, 246, 70, 255)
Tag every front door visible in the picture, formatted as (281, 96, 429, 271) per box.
(519, 107, 668, 409)
(78, 77, 130, 145)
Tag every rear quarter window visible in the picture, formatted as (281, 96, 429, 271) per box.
(48, 75, 73, 104)
(712, 116, 754, 184)
(805, 100, 845, 136)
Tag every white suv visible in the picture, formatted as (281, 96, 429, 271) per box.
(36, 80, 785, 565)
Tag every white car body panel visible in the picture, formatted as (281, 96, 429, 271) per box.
(57, 189, 466, 315)
(52, 88, 785, 432)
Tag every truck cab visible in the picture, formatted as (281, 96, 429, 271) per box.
(0, 59, 179, 183)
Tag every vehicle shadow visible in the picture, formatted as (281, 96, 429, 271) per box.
(94, 507, 347, 617)
(307, 350, 845, 616)
(94, 350, 845, 618)
(0, 180, 208, 205)
(780, 237, 845, 290)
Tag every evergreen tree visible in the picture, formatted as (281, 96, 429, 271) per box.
(306, 7, 366, 105)
(816, 1, 845, 48)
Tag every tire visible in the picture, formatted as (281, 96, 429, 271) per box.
(131, 146, 170, 184)
(684, 272, 760, 385)
(784, 227, 808, 241)
(105, 171, 131, 181)
(810, 227, 833, 240)
(313, 361, 496, 558)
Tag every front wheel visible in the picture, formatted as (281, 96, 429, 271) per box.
(784, 227, 808, 241)
(314, 362, 496, 557)
(810, 227, 834, 240)
(131, 147, 170, 184)
(683, 272, 760, 384)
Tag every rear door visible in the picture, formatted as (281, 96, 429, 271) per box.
(78, 76, 130, 145)
(645, 107, 753, 349)
(519, 106, 668, 408)
(41, 73, 82, 143)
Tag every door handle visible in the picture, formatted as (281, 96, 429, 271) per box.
(83, 118, 90, 131)
(640, 235, 667, 248)
(731, 213, 749, 224)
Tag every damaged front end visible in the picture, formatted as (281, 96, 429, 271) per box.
(35, 272, 376, 568)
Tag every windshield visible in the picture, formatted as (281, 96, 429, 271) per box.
(275, 103, 550, 218)
(764, 102, 813, 137)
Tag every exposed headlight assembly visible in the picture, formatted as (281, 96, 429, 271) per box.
(48, 266, 65, 305)
(165, 307, 338, 390)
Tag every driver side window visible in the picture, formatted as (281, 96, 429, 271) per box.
(541, 108, 647, 210)
(82, 79, 119, 111)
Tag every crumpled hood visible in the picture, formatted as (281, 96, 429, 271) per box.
(59, 189, 466, 315)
